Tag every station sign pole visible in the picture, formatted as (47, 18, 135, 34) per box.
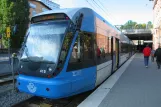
(0, 34, 2, 49)
(6, 27, 16, 90)
(6, 27, 11, 63)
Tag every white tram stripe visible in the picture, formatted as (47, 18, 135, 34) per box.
(78, 54, 135, 107)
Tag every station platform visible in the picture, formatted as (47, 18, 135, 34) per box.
(78, 53, 161, 107)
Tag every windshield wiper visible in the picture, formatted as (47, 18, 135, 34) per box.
(28, 57, 55, 64)
(42, 59, 55, 64)
(27, 56, 43, 62)
(21, 57, 54, 64)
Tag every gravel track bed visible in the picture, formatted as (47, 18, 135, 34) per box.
(0, 84, 92, 107)
(0, 84, 32, 107)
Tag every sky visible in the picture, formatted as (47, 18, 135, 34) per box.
(52, 0, 153, 25)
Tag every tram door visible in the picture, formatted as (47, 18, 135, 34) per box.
(115, 38, 119, 68)
(111, 37, 119, 72)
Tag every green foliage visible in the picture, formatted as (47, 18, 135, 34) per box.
(147, 21, 153, 29)
(123, 20, 137, 29)
(142, 23, 146, 29)
(120, 20, 153, 30)
(0, 0, 29, 49)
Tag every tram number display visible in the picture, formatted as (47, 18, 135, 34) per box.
(40, 69, 47, 74)
(31, 13, 69, 23)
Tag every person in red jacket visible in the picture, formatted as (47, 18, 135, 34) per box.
(143, 45, 151, 68)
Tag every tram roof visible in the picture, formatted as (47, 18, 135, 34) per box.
(33, 7, 120, 33)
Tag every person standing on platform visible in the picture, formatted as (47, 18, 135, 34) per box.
(151, 49, 155, 62)
(154, 46, 161, 69)
(143, 45, 151, 68)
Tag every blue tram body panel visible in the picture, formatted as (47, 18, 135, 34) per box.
(17, 66, 96, 99)
(17, 75, 72, 98)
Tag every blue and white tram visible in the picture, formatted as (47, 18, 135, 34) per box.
(17, 8, 134, 99)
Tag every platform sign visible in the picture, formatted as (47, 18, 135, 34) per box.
(6, 27, 11, 38)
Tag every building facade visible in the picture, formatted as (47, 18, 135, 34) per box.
(38, 0, 60, 9)
(153, 0, 161, 49)
(29, 0, 60, 19)
(29, 0, 51, 19)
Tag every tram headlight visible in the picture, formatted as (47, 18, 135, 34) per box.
(48, 67, 52, 72)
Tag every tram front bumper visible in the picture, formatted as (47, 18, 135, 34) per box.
(17, 75, 72, 99)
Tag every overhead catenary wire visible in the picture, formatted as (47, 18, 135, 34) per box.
(85, 0, 111, 23)
(85, 0, 97, 11)
(90, 0, 114, 23)
(97, 0, 119, 23)
(92, 0, 110, 16)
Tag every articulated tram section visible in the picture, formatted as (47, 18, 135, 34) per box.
(1, 0, 161, 107)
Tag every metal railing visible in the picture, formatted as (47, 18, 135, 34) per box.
(0, 48, 19, 54)
(122, 29, 152, 34)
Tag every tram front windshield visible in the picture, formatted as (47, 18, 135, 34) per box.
(21, 20, 69, 63)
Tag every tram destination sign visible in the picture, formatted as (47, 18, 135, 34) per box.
(31, 13, 69, 23)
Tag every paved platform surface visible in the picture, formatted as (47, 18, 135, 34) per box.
(99, 53, 161, 107)
(78, 53, 161, 107)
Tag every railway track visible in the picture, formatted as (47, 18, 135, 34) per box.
(0, 74, 18, 95)
(0, 72, 12, 77)
(0, 74, 17, 85)
(12, 90, 93, 107)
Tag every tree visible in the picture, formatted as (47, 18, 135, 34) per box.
(0, 0, 29, 49)
(120, 25, 124, 30)
(135, 24, 144, 29)
(0, 0, 15, 48)
(142, 23, 146, 29)
(147, 21, 153, 29)
(122, 20, 137, 29)
(120, 20, 153, 30)
(11, 0, 29, 49)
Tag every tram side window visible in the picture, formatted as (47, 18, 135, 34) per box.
(83, 33, 95, 68)
(59, 32, 73, 63)
(96, 34, 111, 64)
(67, 32, 95, 71)
(106, 37, 111, 61)
(67, 34, 83, 71)
(120, 43, 128, 56)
